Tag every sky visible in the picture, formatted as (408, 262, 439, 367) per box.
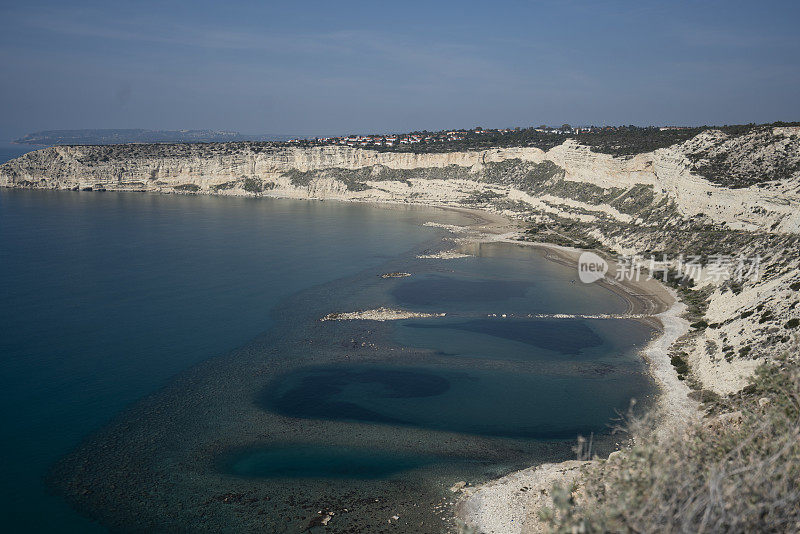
(1, 0, 799, 140)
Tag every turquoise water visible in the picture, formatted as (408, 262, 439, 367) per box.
(0, 188, 467, 531)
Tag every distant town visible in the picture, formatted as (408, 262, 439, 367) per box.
(14, 125, 700, 150)
(288, 125, 694, 148)
(13, 124, 741, 158)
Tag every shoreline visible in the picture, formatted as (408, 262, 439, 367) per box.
(8, 185, 695, 432)
(4, 187, 695, 532)
(10, 185, 691, 419)
(301, 198, 696, 532)
(423, 205, 693, 418)
(44, 196, 635, 532)
(422, 205, 697, 534)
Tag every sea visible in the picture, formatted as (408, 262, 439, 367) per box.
(0, 143, 656, 532)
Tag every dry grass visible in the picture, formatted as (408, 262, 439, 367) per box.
(542, 353, 800, 533)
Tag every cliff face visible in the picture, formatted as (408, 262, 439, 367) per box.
(3, 128, 800, 394)
(2, 129, 799, 233)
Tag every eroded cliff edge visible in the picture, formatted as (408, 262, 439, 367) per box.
(3, 126, 800, 397)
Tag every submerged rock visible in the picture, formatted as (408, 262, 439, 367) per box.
(379, 272, 412, 278)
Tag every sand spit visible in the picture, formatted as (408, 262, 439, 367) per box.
(643, 298, 699, 430)
(320, 307, 445, 322)
(379, 272, 412, 278)
(486, 313, 652, 319)
(422, 222, 473, 232)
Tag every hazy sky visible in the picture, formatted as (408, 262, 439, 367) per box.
(1, 0, 799, 139)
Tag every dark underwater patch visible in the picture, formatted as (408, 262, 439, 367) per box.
(257, 364, 638, 439)
(258, 367, 451, 425)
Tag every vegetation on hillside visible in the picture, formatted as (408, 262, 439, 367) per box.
(542, 355, 800, 533)
(683, 123, 800, 188)
(321, 122, 799, 157)
(370, 128, 568, 153)
(517, 204, 800, 532)
(353, 125, 706, 155)
(575, 126, 705, 156)
(574, 122, 794, 157)
(173, 183, 200, 192)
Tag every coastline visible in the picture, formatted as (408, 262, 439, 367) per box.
(421, 205, 696, 534)
(500, 241, 697, 424)
(4, 185, 696, 532)
(281, 197, 694, 532)
(24, 183, 693, 427)
(424, 205, 694, 421)
(3, 126, 795, 532)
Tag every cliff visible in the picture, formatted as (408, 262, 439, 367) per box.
(3, 128, 799, 232)
(2, 127, 800, 395)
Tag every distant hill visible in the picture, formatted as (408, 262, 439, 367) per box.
(14, 129, 294, 145)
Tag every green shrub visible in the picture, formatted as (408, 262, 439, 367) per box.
(542, 358, 800, 533)
(243, 178, 264, 193)
(173, 183, 200, 192)
(212, 180, 238, 191)
(670, 353, 689, 379)
(464, 189, 505, 204)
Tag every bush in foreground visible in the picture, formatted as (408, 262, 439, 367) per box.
(543, 355, 800, 533)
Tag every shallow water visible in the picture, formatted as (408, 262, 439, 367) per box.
(1, 187, 658, 532)
(404, 318, 604, 355)
(392, 276, 533, 306)
(397, 316, 652, 361)
(221, 444, 459, 479)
